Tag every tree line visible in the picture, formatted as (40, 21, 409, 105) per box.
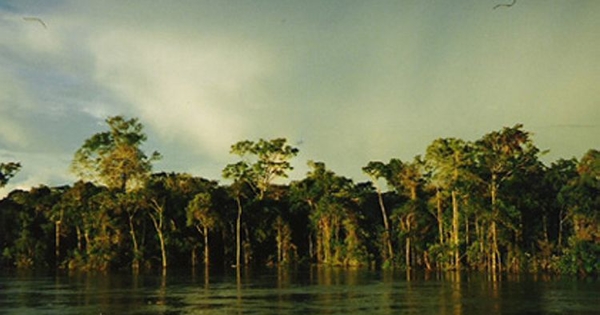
(0, 116, 598, 275)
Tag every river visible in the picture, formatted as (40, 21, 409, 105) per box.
(1, 267, 598, 314)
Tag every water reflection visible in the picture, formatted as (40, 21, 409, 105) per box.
(0, 268, 598, 315)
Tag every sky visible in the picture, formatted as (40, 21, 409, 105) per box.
(1, 0, 599, 196)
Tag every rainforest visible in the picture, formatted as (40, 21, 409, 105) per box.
(0, 116, 598, 275)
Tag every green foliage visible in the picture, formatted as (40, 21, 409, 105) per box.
(559, 238, 600, 275)
(0, 186, 61, 268)
(0, 121, 597, 275)
(291, 161, 369, 266)
(224, 138, 298, 199)
(0, 162, 21, 188)
(222, 138, 299, 266)
(71, 116, 160, 192)
(187, 193, 215, 228)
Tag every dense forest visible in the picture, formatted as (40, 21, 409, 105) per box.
(0, 116, 598, 275)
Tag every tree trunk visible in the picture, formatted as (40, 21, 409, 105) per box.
(410, 186, 417, 202)
(308, 234, 314, 262)
(128, 213, 140, 270)
(55, 220, 61, 265)
(243, 225, 252, 265)
(84, 229, 91, 258)
(322, 217, 331, 264)
(149, 216, 167, 269)
(191, 245, 197, 267)
(407, 187, 417, 269)
(542, 214, 549, 244)
(405, 236, 411, 269)
(157, 227, 167, 269)
(558, 208, 565, 248)
(149, 200, 167, 269)
(490, 176, 500, 272)
(401, 214, 414, 269)
(76, 225, 82, 253)
(276, 217, 282, 264)
(203, 225, 209, 266)
(235, 196, 243, 268)
(465, 212, 469, 247)
(474, 214, 484, 270)
(452, 189, 460, 270)
(375, 184, 394, 262)
(491, 221, 499, 272)
(436, 189, 444, 245)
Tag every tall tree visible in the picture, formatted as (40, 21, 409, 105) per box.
(545, 158, 578, 249)
(474, 124, 540, 272)
(425, 138, 473, 269)
(52, 181, 104, 269)
(554, 150, 600, 275)
(225, 138, 298, 200)
(223, 138, 298, 267)
(71, 115, 159, 270)
(386, 157, 425, 269)
(362, 161, 394, 264)
(85, 189, 120, 270)
(71, 116, 160, 192)
(566, 150, 599, 239)
(144, 173, 201, 270)
(223, 162, 250, 268)
(292, 161, 366, 266)
(119, 191, 145, 270)
(186, 192, 218, 266)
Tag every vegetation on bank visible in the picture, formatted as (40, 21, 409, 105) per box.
(0, 116, 598, 275)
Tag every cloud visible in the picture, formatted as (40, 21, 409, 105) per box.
(0, 148, 74, 198)
(0, 79, 31, 146)
(88, 28, 271, 161)
(1, 0, 598, 192)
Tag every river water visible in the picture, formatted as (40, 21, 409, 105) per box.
(0, 267, 598, 314)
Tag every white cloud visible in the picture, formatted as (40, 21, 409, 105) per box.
(1, 0, 598, 192)
(0, 149, 74, 198)
(0, 70, 33, 147)
(88, 29, 271, 160)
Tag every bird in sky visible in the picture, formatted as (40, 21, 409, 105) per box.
(493, 0, 517, 10)
(23, 16, 47, 29)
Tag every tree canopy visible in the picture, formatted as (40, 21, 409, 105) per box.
(0, 162, 21, 188)
(71, 116, 160, 192)
(1, 118, 598, 275)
